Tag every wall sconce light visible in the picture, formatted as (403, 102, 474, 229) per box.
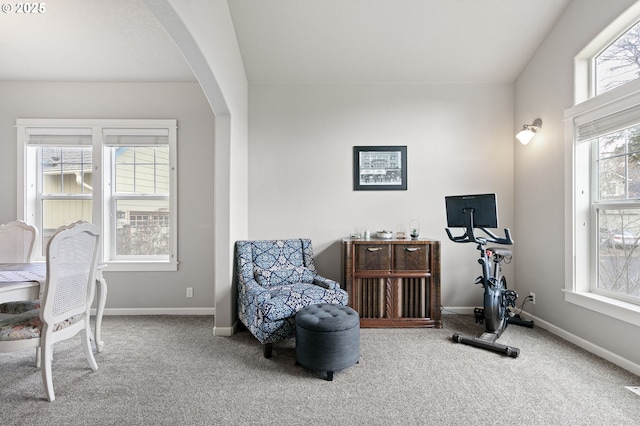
(515, 118, 543, 145)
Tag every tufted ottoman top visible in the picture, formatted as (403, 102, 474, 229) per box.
(296, 303, 359, 332)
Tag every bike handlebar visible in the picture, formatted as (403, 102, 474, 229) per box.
(446, 226, 513, 246)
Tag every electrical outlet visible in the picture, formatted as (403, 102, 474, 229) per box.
(186, 287, 193, 298)
(529, 292, 536, 305)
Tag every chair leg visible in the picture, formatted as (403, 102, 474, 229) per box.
(82, 322, 98, 371)
(263, 343, 272, 358)
(94, 272, 107, 352)
(41, 344, 55, 402)
(35, 347, 41, 368)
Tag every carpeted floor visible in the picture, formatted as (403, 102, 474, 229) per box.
(1, 314, 639, 425)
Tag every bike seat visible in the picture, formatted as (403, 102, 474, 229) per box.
(487, 247, 512, 257)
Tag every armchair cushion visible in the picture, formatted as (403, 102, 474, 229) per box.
(254, 266, 316, 287)
(261, 283, 346, 322)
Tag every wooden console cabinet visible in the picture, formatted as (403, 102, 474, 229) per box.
(342, 238, 441, 328)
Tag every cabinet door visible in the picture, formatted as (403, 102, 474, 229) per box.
(354, 244, 391, 272)
(394, 244, 429, 272)
(352, 278, 386, 318)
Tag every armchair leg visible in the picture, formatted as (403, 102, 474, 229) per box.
(263, 343, 272, 358)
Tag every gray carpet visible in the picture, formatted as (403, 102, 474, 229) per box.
(1, 314, 639, 425)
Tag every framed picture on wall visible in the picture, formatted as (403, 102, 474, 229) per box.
(353, 145, 407, 191)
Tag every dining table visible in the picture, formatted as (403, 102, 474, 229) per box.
(0, 262, 107, 352)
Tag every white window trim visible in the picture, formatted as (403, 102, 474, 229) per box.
(16, 118, 178, 272)
(564, 80, 640, 327)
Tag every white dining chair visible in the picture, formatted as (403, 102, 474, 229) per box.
(0, 220, 40, 316)
(0, 221, 100, 401)
(0, 221, 40, 316)
(0, 220, 38, 263)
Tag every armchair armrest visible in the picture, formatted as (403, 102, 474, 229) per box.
(312, 275, 341, 290)
(241, 279, 271, 304)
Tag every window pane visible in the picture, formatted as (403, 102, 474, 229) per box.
(41, 199, 92, 256)
(598, 132, 625, 158)
(630, 153, 640, 199)
(116, 199, 170, 256)
(599, 157, 625, 200)
(114, 146, 169, 194)
(595, 20, 640, 95)
(156, 161, 170, 193)
(41, 147, 92, 195)
(115, 164, 135, 192)
(598, 209, 640, 300)
(39, 146, 93, 256)
(136, 165, 156, 193)
(596, 127, 640, 201)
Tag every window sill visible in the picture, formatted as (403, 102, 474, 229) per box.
(563, 290, 640, 327)
(104, 261, 179, 272)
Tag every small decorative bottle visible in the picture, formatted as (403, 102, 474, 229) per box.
(410, 219, 420, 239)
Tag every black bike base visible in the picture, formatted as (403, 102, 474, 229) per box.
(452, 332, 520, 358)
(507, 315, 534, 328)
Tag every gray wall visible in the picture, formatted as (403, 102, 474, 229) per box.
(0, 82, 216, 313)
(248, 82, 514, 309)
(515, 0, 640, 369)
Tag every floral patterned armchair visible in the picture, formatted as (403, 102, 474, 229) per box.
(236, 239, 348, 358)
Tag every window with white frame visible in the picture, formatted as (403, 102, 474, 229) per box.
(595, 19, 640, 96)
(576, 102, 640, 305)
(567, 7, 640, 325)
(17, 119, 178, 272)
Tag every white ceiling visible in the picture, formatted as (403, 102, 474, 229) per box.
(0, 0, 194, 82)
(0, 0, 572, 84)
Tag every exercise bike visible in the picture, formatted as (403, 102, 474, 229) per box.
(444, 194, 533, 358)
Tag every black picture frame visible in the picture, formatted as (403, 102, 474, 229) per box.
(353, 145, 407, 191)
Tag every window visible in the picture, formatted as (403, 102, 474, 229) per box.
(17, 119, 178, 272)
(592, 124, 640, 304)
(595, 19, 640, 96)
(105, 131, 171, 261)
(567, 6, 640, 326)
(38, 144, 94, 253)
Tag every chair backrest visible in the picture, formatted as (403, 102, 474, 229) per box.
(0, 220, 38, 263)
(236, 239, 318, 288)
(41, 221, 100, 325)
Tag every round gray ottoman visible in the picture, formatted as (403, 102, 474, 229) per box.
(295, 303, 360, 381)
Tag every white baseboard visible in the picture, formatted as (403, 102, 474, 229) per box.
(92, 307, 215, 316)
(213, 320, 239, 337)
(442, 306, 640, 377)
(519, 312, 640, 377)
